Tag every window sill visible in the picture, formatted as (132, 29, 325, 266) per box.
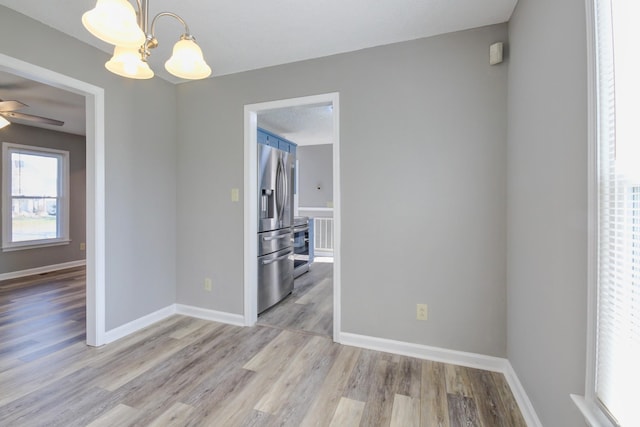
(571, 394, 617, 427)
(2, 239, 71, 252)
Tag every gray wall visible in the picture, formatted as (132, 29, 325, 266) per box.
(177, 24, 509, 357)
(0, 123, 86, 273)
(0, 7, 178, 330)
(506, 0, 588, 425)
(0, 7, 594, 423)
(297, 144, 333, 208)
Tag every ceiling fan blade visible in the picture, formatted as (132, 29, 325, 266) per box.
(0, 100, 27, 112)
(1, 111, 64, 126)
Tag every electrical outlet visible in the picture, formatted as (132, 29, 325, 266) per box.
(204, 278, 212, 291)
(416, 304, 428, 320)
(80, 242, 86, 251)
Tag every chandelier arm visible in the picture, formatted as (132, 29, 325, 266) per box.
(131, 0, 144, 29)
(150, 12, 191, 39)
(138, 0, 148, 34)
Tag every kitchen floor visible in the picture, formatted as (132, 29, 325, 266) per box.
(257, 260, 333, 337)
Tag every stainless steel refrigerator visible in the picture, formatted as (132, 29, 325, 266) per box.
(257, 140, 295, 313)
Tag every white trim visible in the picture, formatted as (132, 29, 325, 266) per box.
(1, 240, 71, 252)
(0, 53, 106, 347)
(339, 332, 507, 371)
(339, 332, 542, 427)
(243, 107, 259, 326)
(175, 304, 246, 326)
(330, 96, 341, 342)
(104, 305, 176, 344)
(243, 92, 341, 344)
(578, 2, 620, 426)
(584, 0, 599, 400)
(103, 304, 245, 345)
(503, 362, 544, 427)
(86, 82, 106, 347)
(571, 394, 616, 427)
(0, 259, 86, 281)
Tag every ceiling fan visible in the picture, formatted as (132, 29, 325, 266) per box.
(0, 99, 64, 127)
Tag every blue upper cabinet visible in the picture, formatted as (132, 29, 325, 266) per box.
(257, 128, 297, 153)
(280, 139, 298, 154)
(278, 140, 292, 152)
(257, 130, 269, 146)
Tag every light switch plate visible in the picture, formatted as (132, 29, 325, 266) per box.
(417, 304, 428, 320)
(231, 188, 239, 202)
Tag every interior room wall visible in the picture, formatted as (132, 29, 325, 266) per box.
(296, 144, 333, 208)
(177, 23, 509, 357)
(0, 6, 178, 331)
(0, 123, 86, 274)
(506, 0, 588, 425)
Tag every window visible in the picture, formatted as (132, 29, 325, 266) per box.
(2, 143, 70, 251)
(578, 0, 640, 426)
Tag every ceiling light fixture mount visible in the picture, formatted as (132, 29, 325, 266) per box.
(82, 0, 211, 80)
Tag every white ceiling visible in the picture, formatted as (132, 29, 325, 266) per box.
(0, 0, 517, 82)
(0, 0, 516, 137)
(259, 104, 334, 146)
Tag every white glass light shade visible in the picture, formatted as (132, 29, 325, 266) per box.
(165, 39, 212, 80)
(82, 0, 145, 48)
(105, 46, 154, 79)
(0, 116, 10, 130)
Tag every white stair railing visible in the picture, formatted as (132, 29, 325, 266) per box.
(313, 217, 334, 256)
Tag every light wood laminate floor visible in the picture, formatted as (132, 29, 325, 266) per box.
(0, 268, 527, 426)
(258, 261, 333, 337)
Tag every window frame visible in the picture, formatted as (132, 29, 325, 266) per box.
(574, 0, 637, 426)
(1, 142, 71, 251)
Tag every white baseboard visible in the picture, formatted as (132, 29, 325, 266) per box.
(339, 332, 507, 372)
(104, 304, 176, 344)
(339, 332, 542, 427)
(103, 304, 245, 345)
(175, 304, 245, 326)
(504, 361, 544, 427)
(0, 259, 86, 281)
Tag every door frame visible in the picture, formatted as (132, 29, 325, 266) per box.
(0, 53, 106, 346)
(243, 92, 341, 341)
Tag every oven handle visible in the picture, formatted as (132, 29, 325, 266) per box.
(293, 225, 309, 233)
(261, 249, 293, 265)
(262, 234, 291, 242)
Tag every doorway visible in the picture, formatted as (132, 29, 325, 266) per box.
(243, 93, 341, 341)
(0, 53, 106, 346)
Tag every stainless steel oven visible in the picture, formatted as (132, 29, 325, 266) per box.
(293, 216, 314, 278)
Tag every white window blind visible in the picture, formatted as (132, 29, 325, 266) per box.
(595, 0, 640, 425)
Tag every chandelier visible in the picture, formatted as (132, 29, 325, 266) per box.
(82, 0, 211, 80)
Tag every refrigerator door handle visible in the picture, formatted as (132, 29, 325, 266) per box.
(276, 157, 287, 220)
(281, 157, 288, 219)
(261, 249, 293, 265)
(275, 158, 282, 219)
